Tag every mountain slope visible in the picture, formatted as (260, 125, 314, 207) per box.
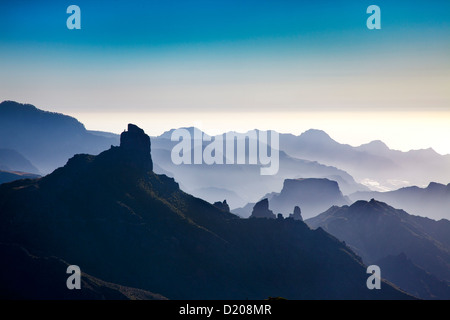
(0, 101, 119, 173)
(374, 253, 450, 300)
(0, 124, 410, 300)
(305, 199, 450, 283)
(0, 243, 166, 300)
(0, 148, 40, 174)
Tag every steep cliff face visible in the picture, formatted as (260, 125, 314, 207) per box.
(265, 178, 349, 219)
(120, 124, 153, 171)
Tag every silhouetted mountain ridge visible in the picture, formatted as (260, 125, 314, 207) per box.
(0, 124, 410, 299)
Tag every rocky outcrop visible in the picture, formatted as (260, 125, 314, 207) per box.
(250, 198, 276, 219)
(213, 200, 230, 213)
(289, 206, 303, 221)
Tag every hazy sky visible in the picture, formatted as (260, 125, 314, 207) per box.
(1, 1, 449, 153)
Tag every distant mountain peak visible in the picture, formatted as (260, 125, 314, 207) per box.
(0, 101, 121, 174)
(346, 198, 394, 215)
(361, 140, 389, 151)
(295, 129, 341, 150)
(300, 129, 333, 140)
(0, 100, 84, 127)
(408, 147, 439, 156)
(158, 127, 209, 139)
(369, 140, 387, 146)
(426, 182, 445, 190)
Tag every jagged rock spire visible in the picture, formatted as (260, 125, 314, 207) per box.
(289, 206, 303, 221)
(119, 124, 153, 171)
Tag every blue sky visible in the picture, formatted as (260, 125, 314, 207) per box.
(0, 1, 449, 153)
(1, 1, 449, 47)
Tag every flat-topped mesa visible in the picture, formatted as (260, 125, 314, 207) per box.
(120, 124, 153, 171)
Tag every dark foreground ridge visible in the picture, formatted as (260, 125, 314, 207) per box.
(0, 124, 412, 299)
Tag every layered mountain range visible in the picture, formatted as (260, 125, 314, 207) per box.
(279, 130, 450, 191)
(350, 182, 450, 220)
(1, 100, 448, 300)
(0, 101, 119, 174)
(151, 128, 365, 208)
(3, 101, 449, 218)
(0, 123, 410, 299)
